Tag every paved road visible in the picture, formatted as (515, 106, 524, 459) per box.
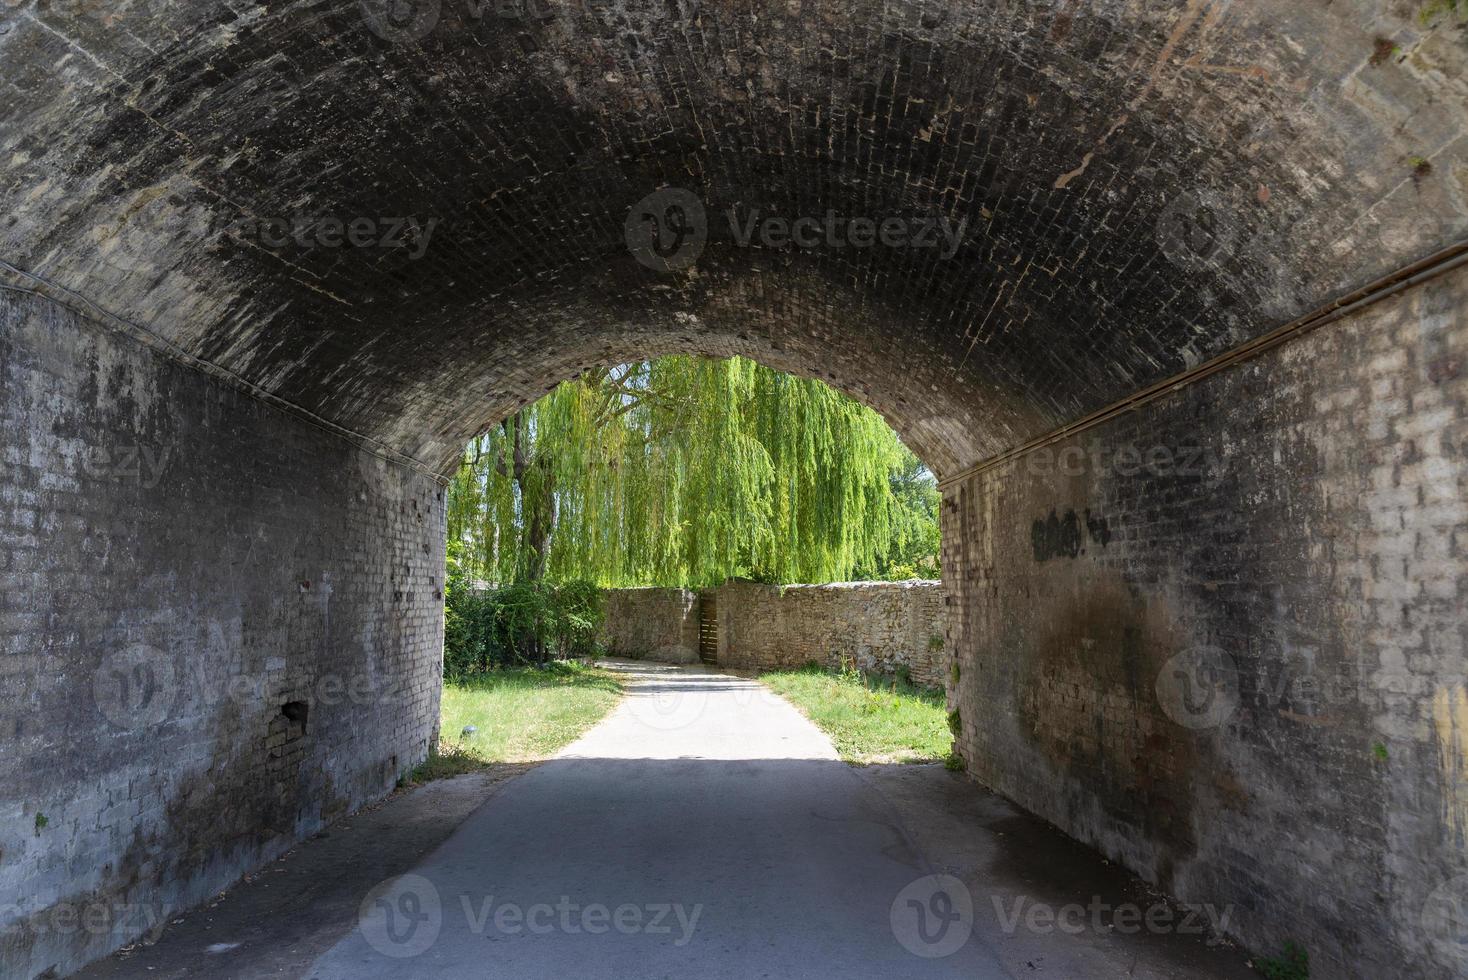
(307, 663, 1013, 978)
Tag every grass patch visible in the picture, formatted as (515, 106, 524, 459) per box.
(760, 664, 951, 764)
(411, 661, 623, 782)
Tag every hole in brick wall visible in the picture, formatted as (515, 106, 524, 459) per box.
(281, 700, 309, 728)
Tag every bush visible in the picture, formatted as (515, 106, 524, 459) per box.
(443, 546, 604, 679)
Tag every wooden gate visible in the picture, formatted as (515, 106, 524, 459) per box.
(698, 592, 718, 665)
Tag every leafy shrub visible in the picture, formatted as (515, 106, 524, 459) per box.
(443, 544, 604, 679)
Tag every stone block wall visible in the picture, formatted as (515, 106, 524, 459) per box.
(0, 293, 445, 979)
(716, 581, 949, 688)
(942, 263, 1468, 978)
(598, 588, 700, 663)
(599, 580, 949, 687)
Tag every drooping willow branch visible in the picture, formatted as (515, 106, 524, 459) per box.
(446, 356, 939, 588)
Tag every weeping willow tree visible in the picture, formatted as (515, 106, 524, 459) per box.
(446, 356, 939, 587)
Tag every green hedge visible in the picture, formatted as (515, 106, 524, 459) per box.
(444, 548, 603, 678)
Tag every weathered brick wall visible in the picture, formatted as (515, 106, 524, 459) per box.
(598, 588, 700, 663)
(714, 581, 949, 688)
(0, 293, 445, 979)
(943, 264, 1468, 979)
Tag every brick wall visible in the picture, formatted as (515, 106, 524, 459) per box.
(0, 293, 445, 978)
(598, 588, 701, 663)
(943, 263, 1468, 978)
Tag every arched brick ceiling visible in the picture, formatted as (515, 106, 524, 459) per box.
(2, 0, 1465, 476)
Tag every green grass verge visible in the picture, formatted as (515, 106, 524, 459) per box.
(411, 661, 624, 782)
(759, 664, 950, 764)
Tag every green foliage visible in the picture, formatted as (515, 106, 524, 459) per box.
(446, 356, 940, 588)
(1372, 741, 1389, 762)
(439, 662, 624, 763)
(34, 812, 47, 833)
(761, 664, 950, 764)
(1420, 0, 1466, 25)
(410, 662, 625, 782)
(853, 449, 942, 581)
(407, 746, 484, 784)
(1256, 942, 1309, 980)
(944, 750, 966, 772)
(443, 543, 604, 678)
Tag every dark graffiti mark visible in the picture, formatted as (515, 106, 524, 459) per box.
(1032, 507, 1110, 561)
(1032, 508, 1082, 561)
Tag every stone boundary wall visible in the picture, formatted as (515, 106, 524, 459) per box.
(598, 588, 700, 663)
(716, 581, 948, 688)
(601, 580, 950, 688)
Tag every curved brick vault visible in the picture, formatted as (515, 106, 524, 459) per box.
(5, 3, 1468, 978)
(3, 0, 1466, 476)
